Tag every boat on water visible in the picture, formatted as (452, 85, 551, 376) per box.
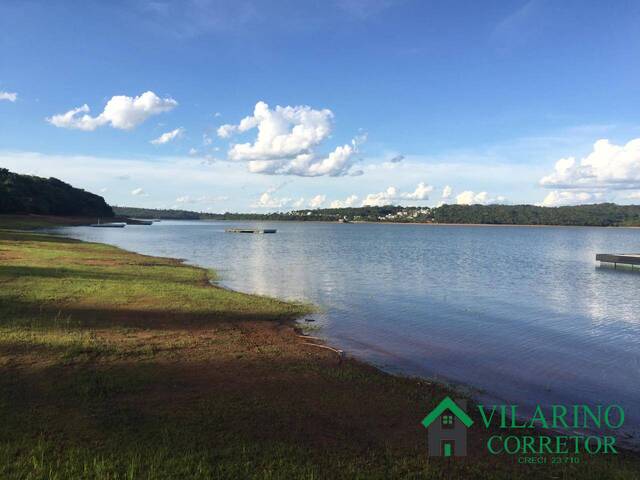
(90, 221, 126, 228)
(126, 219, 153, 225)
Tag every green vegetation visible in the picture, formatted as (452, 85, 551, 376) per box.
(433, 203, 640, 226)
(0, 214, 99, 230)
(0, 168, 113, 217)
(114, 203, 640, 226)
(1, 226, 639, 478)
(113, 205, 409, 222)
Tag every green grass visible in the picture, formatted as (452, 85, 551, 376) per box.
(0, 223, 639, 479)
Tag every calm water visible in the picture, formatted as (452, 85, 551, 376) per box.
(52, 221, 640, 444)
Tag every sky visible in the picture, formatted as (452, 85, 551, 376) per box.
(1, 0, 640, 212)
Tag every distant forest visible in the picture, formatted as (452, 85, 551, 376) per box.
(115, 203, 640, 227)
(2, 166, 639, 226)
(0, 168, 113, 217)
(433, 203, 640, 226)
(112, 205, 405, 222)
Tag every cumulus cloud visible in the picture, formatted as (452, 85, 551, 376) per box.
(330, 195, 358, 208)
(308, 195, 326, 208)
(151, 127, 185, 145)
(131, 187, 147, 196)
(455, 191, 506, 205)
(251, 184, 292, 209)
(362, 182, 433, 206)
(253, 192, 290, 208)
(541, 191, 602, 207)
(540, 138, 640, 190)
(47, 91, 177, 131)
(153, 127, 184, 146)
(218, 101, 363, 177)
(456, 191, 487, 205)
(405, 182, 433, 200)
(0, 91, 18, 102)
(442, 185, 452, 200)
(389, 154, 404, 163)
(627, 192, 640, 200)
(175, 194, 228, 204)
(216, 124, 236, 139)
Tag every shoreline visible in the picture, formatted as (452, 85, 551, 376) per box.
(1, 220, 639, 478)
(203, 218, 640, 229)
(37, 225, 640, 446)
(40, 223, 640, 448)
(5, 213, 640, 230)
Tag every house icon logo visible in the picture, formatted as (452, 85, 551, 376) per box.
(421, 397, 474, 457)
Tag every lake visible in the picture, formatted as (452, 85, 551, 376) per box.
(51, 221, 640, 445)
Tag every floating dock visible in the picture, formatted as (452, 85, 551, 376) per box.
(596, 254, 640, 269)
(225, 228, 277, 234)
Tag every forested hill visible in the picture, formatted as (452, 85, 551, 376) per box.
(0, 168, 113, 217)
(114, 203, 640, 226)
(433, 203, 640, 226)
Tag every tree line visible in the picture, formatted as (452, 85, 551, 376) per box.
(0, 169, 113, 217)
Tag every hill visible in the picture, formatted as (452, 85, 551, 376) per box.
(0, 168, 113, 217)
(114, 203, 640, 227)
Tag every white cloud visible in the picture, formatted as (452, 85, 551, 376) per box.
(330, 195, 358, 208)
(0, 91, 17, 102)
(362, 182, 433, 206)
(455, 191, 506, 205)
(540, 138, 640, 190)
(253, 192, 290, 209)
(151, 127, 185, 145)
(47, 91, 177, 131)
(131, 187, 147, 196)
(176, 194, 228, 204)
(362, 187, 399, 206)
(308, 194, 326, 208)
(627, 192, 640, 200)
(219, 101, 363, 176)
(202, 132, 214, 145)
(541, 191, 602, 207)
(222, 101, 331, 159)
(405, 182, 433, 200)
(189, 148, 198, 155)
(251, 184, 292, 209)
(216, 124, 236, 139)
(456, 191, 487, 205)
(442, 185, 452, 200)
(292, 197, 305, 209)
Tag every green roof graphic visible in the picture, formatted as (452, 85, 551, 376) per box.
(421, 396, 474, 428)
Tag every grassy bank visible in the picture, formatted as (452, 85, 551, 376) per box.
(0, 222, 638, 479)
(0, 214, 98, 229)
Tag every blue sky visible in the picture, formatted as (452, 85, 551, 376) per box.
(1, 0, 640, 211)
